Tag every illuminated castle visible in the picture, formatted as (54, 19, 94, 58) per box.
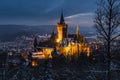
(32, 13, 90, 60)
(56, 13, 68, 42)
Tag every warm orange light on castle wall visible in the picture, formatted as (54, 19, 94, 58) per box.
(42, 48, 53, 59)
(56, 39, 60, 43)
(57, 24, 63, 42)
(57, 42, 91, 59)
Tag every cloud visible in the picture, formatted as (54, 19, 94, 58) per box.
(65, 13, 94, 19)
(0, 0, 96, 25)
(65, 12, 95, 26)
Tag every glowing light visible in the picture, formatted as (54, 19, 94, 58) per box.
(43, 48, 53, 59)
(32, 48, 53, 59)
(87, 47, 90, 57)
(56, 39, 60, 43)
(32, 52, 46, 59)
(31, 60, 37, 67)
(68, 42, 71, 47)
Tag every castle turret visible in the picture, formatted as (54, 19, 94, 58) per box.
(56, 13, 68, 42)
(76, 24, 79, 39)
(60, 13, 65, 24)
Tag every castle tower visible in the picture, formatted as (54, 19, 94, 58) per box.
(57, 13, 68, 42)
(50, 28, 56, 43)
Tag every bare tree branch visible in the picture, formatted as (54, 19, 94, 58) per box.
(94, 0, 120, 80)
(111, 34, 120, 41)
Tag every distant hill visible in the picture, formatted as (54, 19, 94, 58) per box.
(0, 24, 95, 41)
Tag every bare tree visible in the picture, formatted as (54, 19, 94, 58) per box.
(94, 0, 120, 80)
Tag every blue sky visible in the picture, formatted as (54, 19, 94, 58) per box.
(0, 0, 96, 26)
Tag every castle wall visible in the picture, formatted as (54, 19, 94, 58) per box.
(57, 24, 63, 42)
(57, 43, 90, 60)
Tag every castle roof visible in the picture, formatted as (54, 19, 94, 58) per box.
(60, 13, 65, 24)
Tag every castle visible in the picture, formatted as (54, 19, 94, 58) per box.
(32, 13, 90, 61)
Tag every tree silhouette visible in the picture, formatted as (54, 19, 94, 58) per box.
(94, 0, 120, 80)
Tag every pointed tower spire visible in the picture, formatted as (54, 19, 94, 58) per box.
(60, 13, 65, 24)
(76, 24, 79, 38)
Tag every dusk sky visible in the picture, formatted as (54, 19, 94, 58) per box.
(0, 0, 96, 26)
